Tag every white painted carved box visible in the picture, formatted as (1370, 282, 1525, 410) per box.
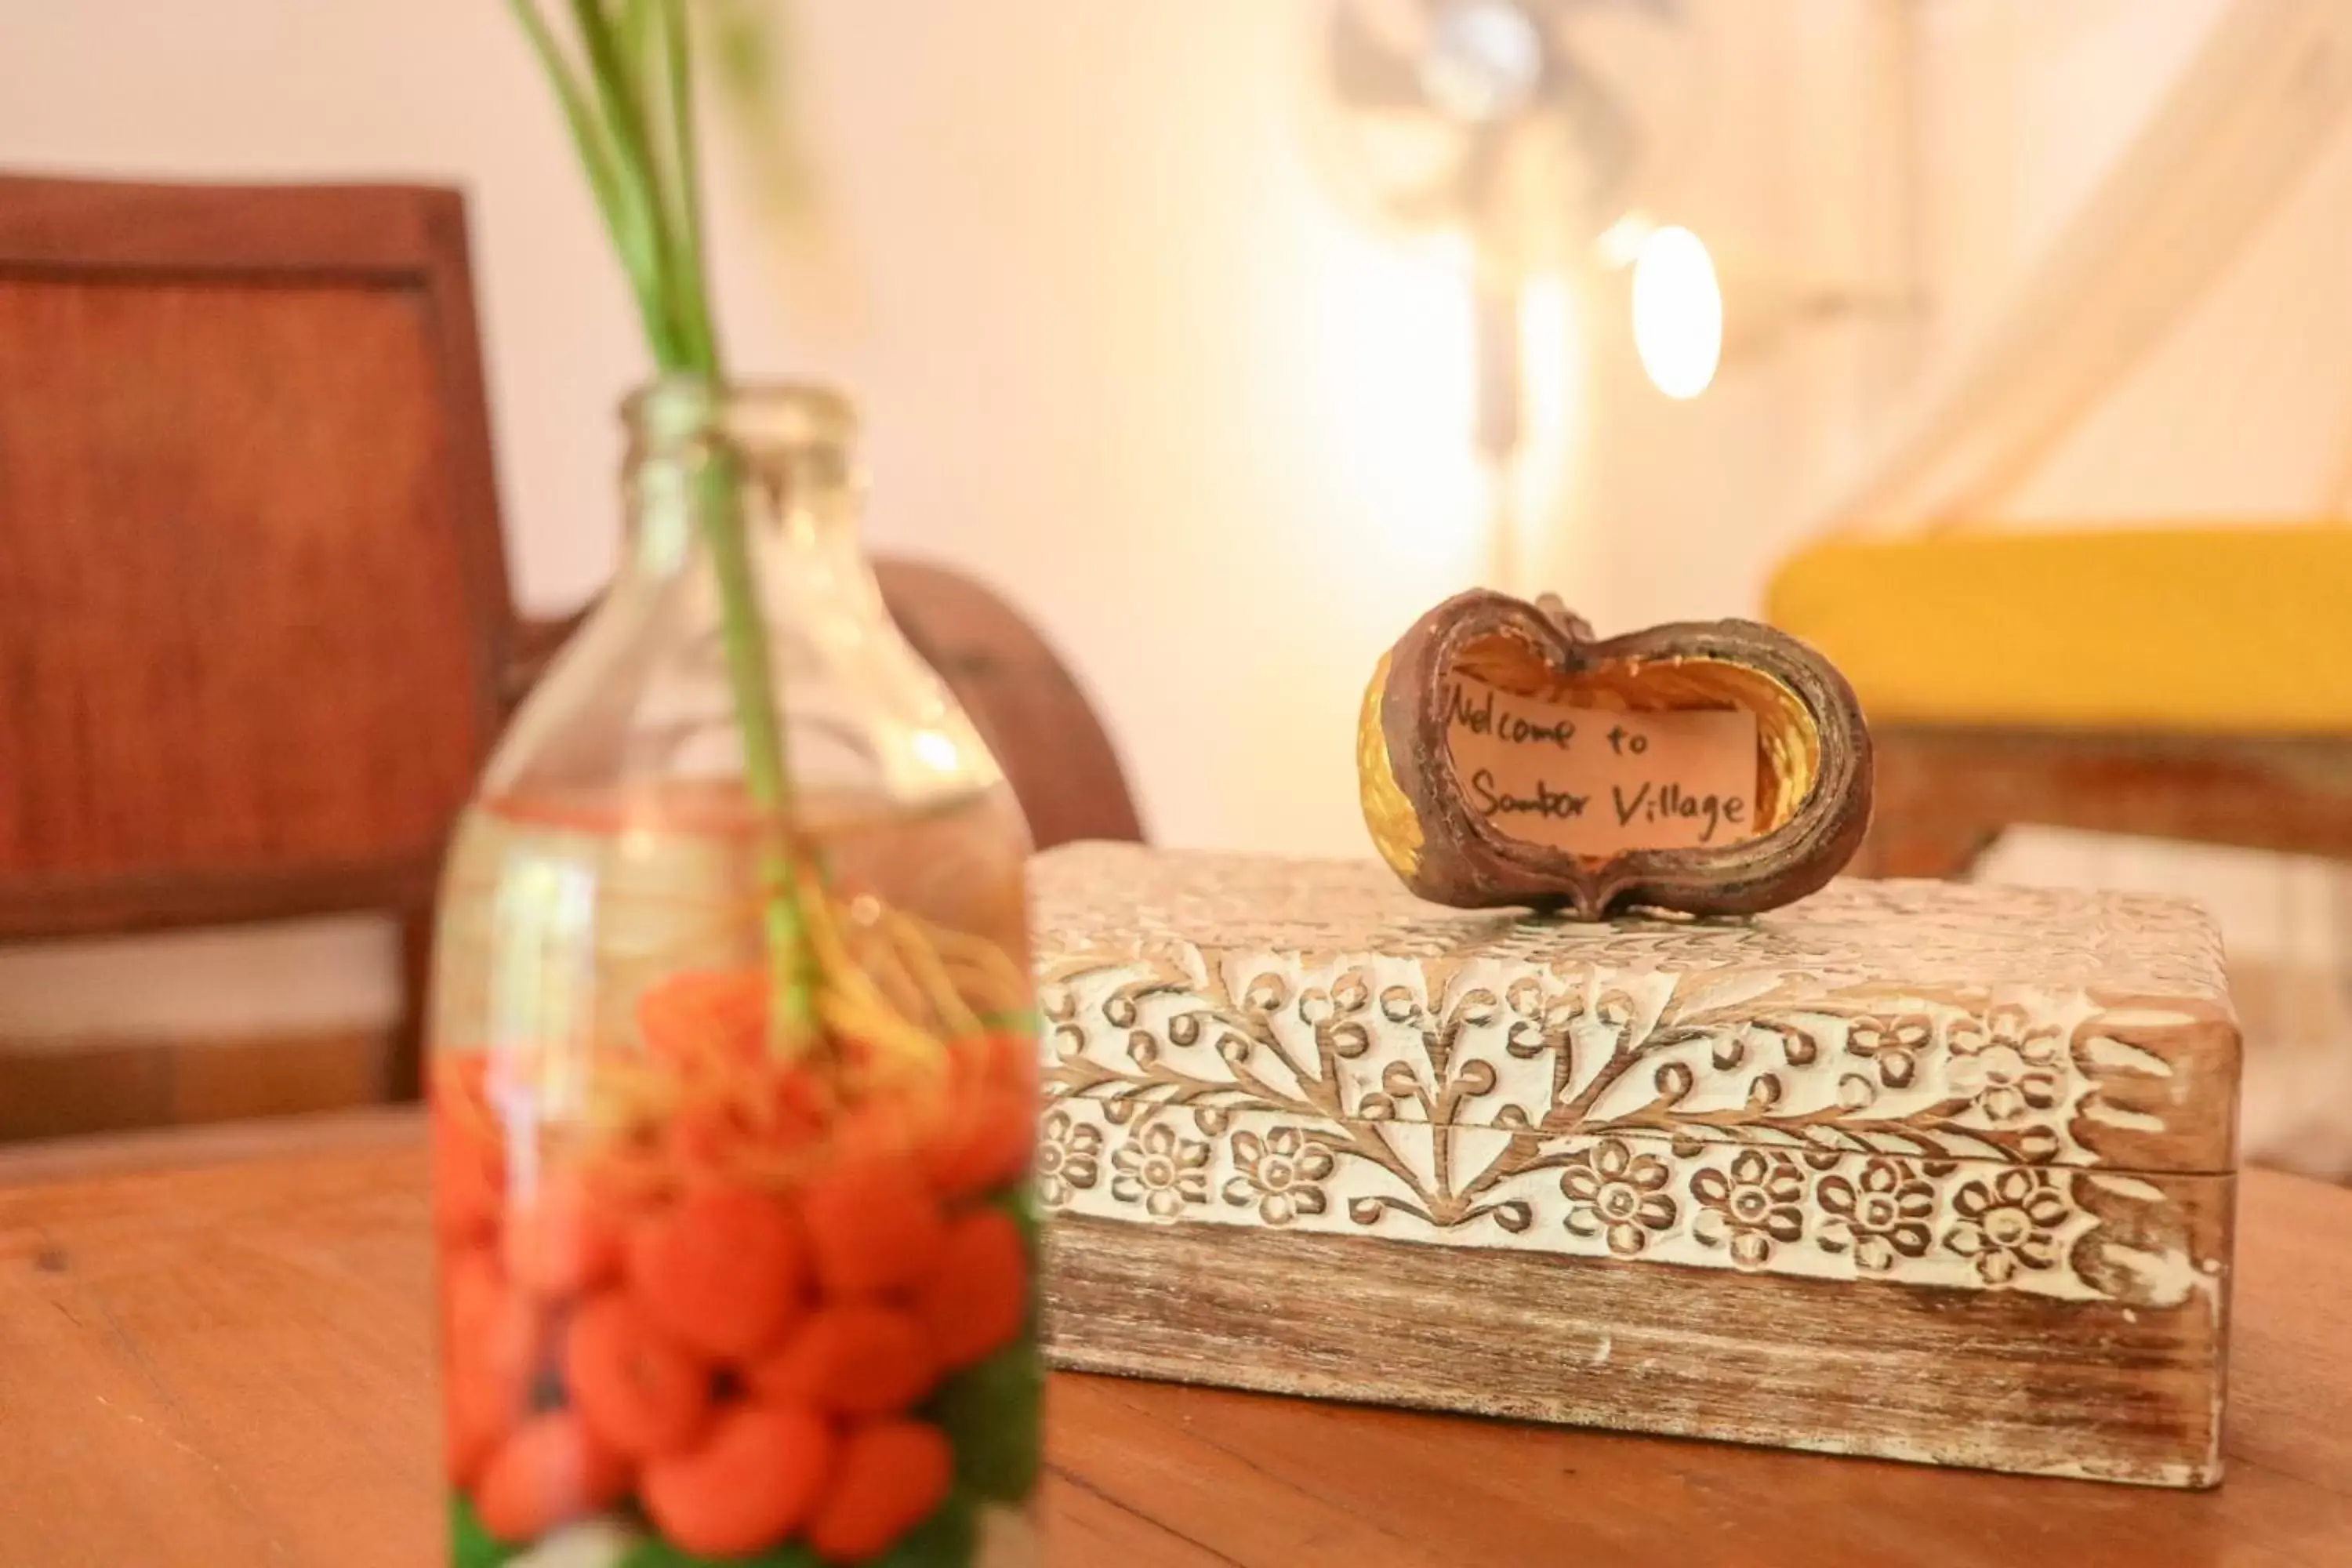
(1029, 844, 2240, 1487)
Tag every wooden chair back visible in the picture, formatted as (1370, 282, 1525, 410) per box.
(0, 176, 514, 1100)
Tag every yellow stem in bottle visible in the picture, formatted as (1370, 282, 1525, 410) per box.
(884, 911, 985, 1040)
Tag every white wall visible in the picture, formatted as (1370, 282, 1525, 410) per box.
(5, 1, 2347, 1044)
(1906, 0, 2352, 521)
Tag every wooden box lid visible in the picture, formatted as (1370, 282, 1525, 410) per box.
(1035, 843, 2238, 1178)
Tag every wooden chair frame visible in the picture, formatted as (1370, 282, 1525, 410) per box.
(1853, 724, 2352, 879)
(0, 177, 518, 1103)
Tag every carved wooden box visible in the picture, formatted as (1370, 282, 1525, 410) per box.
(1029, 844, 2241, 1487)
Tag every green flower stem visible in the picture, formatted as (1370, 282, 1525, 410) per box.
(510, 0, 819, 1055)
(696, 449, 821, 1049)
(508, 0, 681, 364)
(657, 0, 717, 367)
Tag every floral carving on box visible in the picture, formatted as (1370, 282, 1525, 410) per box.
(1033, 845, 2238, 1308)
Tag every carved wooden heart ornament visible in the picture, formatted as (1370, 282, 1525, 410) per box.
(1358, 590, 1873, 919)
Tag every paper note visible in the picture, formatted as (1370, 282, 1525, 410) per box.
(1443, 677, 1760, 855)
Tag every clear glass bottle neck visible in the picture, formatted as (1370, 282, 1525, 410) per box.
(620, 379, 873, 593)
(481, 376, 1009, 824)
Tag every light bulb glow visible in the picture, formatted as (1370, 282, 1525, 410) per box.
(1631, 226, 1722, 400)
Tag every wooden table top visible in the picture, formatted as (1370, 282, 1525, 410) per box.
(1, 1111, 2346, 1567)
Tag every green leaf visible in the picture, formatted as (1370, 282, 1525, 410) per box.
(927, 1344, 1045, 1504)
(989, 1184, 1044, 1265)
(449, 1494, 517, 1568)
(869, 1489, 980, 1568)
(567, 0, 694, 364)
(572, 0, 654, 157)
(704, 0, 801, 203)
(561, 0, 717, 374)
(653, 0, 719, 370)
(619, 0, 659, 84)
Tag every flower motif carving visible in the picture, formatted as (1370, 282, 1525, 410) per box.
(1562, 1138, 1679, 1256)
(1037, 1108, 1102, 1206)
(1690, 1150, 1806, 1268)
(1111, 1123, 1212, 1219)
(1029, 853, 2221, 1303)
(1948, 1005, 2066, 1127)
(1844, 1014, 1930, 1090)
(1946, 1169, 2071, 1284)
(1046, 956, 2118, 1273)
(1046, 938, 2111, 1178)
(1035, 1093, 2160, 1304)
(1222, 1127, 1335, 1225)
(1817, 1158, 1936, 1272)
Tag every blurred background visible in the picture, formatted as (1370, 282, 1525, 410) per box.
(4, 0, 2350, 1171)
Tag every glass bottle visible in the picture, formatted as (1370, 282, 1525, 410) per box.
(428, 381, 1041, 1568)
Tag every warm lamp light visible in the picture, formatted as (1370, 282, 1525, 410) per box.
(1630, 224, 1722, 400)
